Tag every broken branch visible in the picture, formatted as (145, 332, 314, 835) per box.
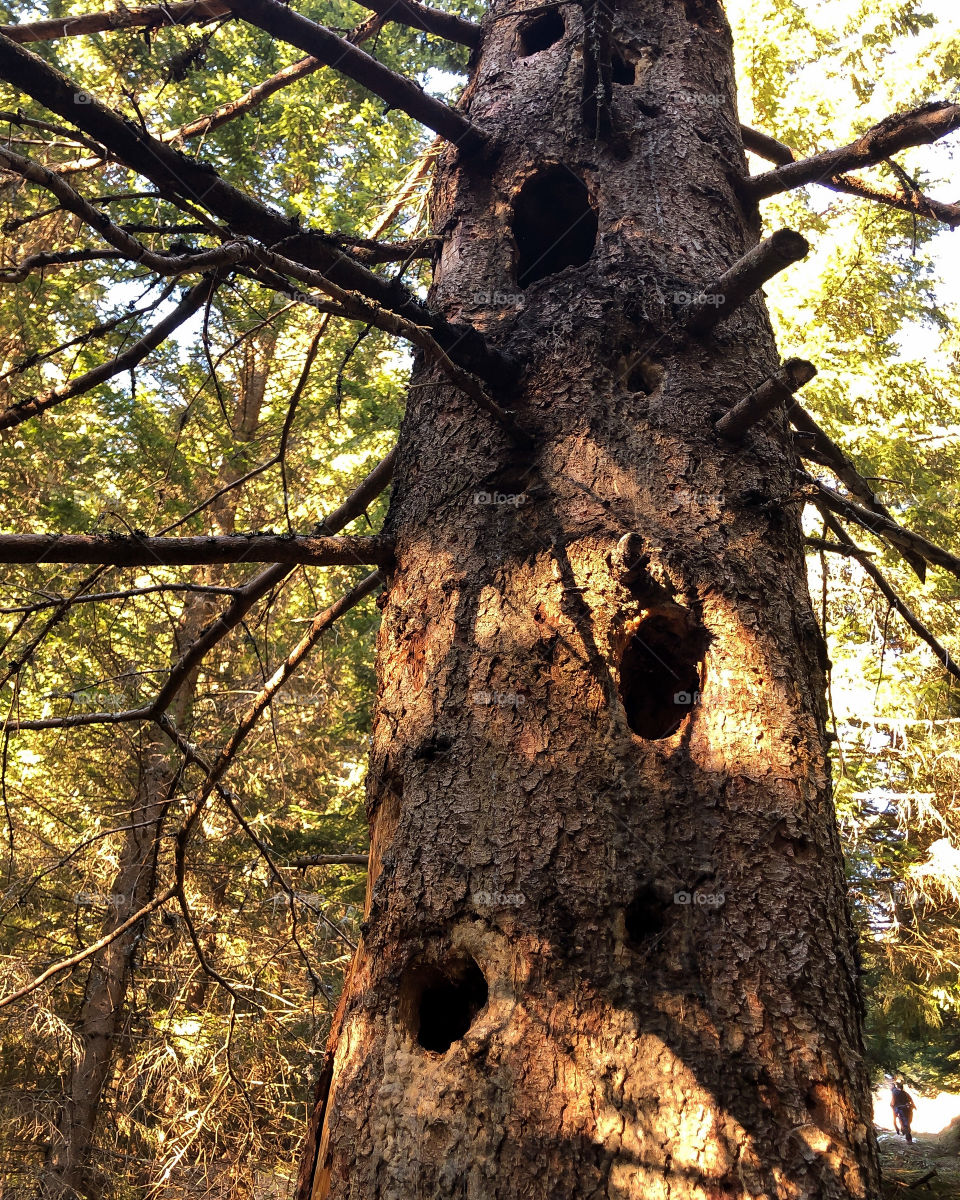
(715, 357, 816, 442)
(224, 0, 487, 152)
(685, 229, 809, 335)
(816, 511, 960, 683)
(0, 532, 392, 568)
(0, 32, 514, 386)
(806, 473, 960, 583)
(746, 102, 960, 202)
(287, 854, 369, 868)
(0, 279, 213, 430)
(788, 399, 927, 580)
(0, 0, 230, 43)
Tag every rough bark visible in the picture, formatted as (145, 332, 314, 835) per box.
(301, 1, 881, 1197)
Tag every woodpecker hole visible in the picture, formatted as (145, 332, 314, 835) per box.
(617, 609, 704, 739)
(624, 884, 666, 945)
(400, 954, 488, 1053)
(513, 167, 597, 289)
(518, 9, 564, 56)
(623, 353, 662, 395)
(611, 52, 635, 85)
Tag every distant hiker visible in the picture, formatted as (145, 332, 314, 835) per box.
(890, 1078, 916, 1143)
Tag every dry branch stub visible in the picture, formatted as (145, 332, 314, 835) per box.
(715, 357, 817, 442)
(684, 228, 810, 335)
(512, 165, 598, 288)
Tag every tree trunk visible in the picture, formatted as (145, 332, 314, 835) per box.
(41, 326, 278, 1200)
(301, 1, 882, 1196)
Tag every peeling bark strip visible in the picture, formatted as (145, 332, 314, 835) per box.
(303, 0, 882, 1196)
(0, 532, 391, 568)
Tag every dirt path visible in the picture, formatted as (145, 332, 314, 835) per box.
(878, 1123, 960, 1197)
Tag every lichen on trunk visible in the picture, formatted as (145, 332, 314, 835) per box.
(301, 0, 882, 1195)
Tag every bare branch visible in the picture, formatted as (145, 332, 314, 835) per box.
(0, 532, 392, 568)
(740, 121, 960, 227)
(0, 279, 213, 430)
(0, 248, 126, 282)
(685, 229, 809, 335)
(0, 583, 241, 614)
(0, 0, 480, 48)
(0, 31, 515, 387)
(246, 252, 527, 440)
(159, 7, 387, 148)
(0, 1, 230, 43)
(816, 510, 960, 683)
(326, 234, 439, 266)
(346, 0, 480, 47)
(805, 473, 960, 583)
(805, 537, 874, 557)
(0, 883, 177, 1009)
(224, 0, 487, 152)
(746, 102, 960, 202)
(148, 448, 397, 716)
(163, 54, 323, 145)
(788, 399, 927, 581)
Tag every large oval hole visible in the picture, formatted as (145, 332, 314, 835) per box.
(617, 610, 704, 739)
(518, 9, 564, 56)
(513, 166, 597, 289)
(400, 954, 488, 1053)
(611, 51, 635, 85)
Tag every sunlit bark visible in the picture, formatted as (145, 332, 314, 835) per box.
(298, 0, 882, 1196)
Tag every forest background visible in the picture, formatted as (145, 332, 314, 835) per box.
(0, 0, 957, 1193)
